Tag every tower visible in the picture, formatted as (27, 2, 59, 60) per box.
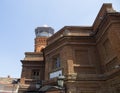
(34, 26, 54, 52)
(20, 26, 54, 92)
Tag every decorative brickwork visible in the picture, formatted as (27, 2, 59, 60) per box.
(19, 27, 54, 93)
(35, 37, 47, 52)
(20, 3, 120, 93)
(44, 3, 120, 93)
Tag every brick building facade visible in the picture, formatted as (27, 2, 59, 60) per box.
(44, 4, 120, 93)
(20, 3, 120, 93)
(19, 27, 54, 93)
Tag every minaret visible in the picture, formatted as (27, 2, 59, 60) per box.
(34, 26, 54, 52)
(20, 26, 54, 92)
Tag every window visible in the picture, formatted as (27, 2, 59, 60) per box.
(56, 57, 60, 68)
(53, 56, 61, 69)
(40, 31, 48, 37)
(31, 69, 40, 79)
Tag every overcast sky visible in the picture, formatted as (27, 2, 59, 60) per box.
(0, 0, 120, 78)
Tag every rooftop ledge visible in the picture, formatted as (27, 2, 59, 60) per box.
(47, 26, 94, 45)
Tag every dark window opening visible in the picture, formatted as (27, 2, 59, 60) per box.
(31, 69, 40, 79)
(53, 56, 61, 69)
